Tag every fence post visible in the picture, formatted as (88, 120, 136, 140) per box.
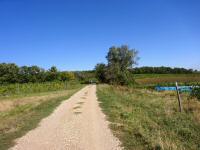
(175, 82, 182, 112)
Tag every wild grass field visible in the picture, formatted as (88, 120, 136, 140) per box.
(0, 82, 84, 150)
(134, 74, 200, 85)
(97, 85, 200, 150)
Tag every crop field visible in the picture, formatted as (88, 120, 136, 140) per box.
(97, 85, 200, 150)
(0, 82, 84, 150)
(0, 81, 80, 98)
(134, 74, 200, 85)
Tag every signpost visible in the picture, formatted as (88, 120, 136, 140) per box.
(175, 82, 183, 112)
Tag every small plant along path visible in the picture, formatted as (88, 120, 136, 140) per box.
(11, 85, 121, 150)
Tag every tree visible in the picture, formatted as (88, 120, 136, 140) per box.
(59, 72, 75, 81)
(95, 63, 107, 83)
(28, 66, 42, 82)
(49, 66, 58, 73)
(105, 45, 138, 85)
(18, 66, 30, 83)
(65, 72, 75, 80)
(107, 45, 138, 70)
(0, 63, 19, 84)
(46, 66, 59, 81)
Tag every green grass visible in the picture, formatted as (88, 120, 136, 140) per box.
(0, 84, 84, 150)
(97, 85, 200, 150)
(134, 74, 200, 85)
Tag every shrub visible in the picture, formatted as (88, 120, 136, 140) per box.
(190, 87, 200, 100)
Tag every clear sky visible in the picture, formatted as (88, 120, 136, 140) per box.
(0, 0, 199, 71)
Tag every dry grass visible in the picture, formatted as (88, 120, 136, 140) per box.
(183, 98, 200, 123)
(0, 90, 75, 112)
(97, 85, 200, 150)
(0, 85, 84, 150)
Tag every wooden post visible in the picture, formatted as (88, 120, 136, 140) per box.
(175, 82, 182, 112)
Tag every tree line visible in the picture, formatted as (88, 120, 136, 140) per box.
(1, 45, 198, 85)
(132, 66, 198, 74)
(95, 45, 199, 85)
(0, 63, 75, 84)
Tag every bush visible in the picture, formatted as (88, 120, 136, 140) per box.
(190, 87, 200, 100)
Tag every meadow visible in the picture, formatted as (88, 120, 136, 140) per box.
(97, 85, 200, 150)
(0, 82, 84, 150)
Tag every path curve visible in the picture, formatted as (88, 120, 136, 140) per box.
(11, 85, 121, 150)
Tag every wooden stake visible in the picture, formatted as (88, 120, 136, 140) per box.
(175, 82, 182, 112)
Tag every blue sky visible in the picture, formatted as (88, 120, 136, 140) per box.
(0, 0, 199, 71)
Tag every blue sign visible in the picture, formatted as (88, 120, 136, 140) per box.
(155, 86, 193, 92)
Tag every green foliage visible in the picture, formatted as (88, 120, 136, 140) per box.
(132, 66, 197, 74)
(190, 86, 200, 100)
(49, 66, 58, 72)
(45, 66, 59, 81)
(95, 63, 107, 83)
(0, 63, 19, 84)
(0, 63, 76, 84)
(95, 45, 138, 85)
(59, 72, 75, 81)
(74, 70, 96, 83)
(106, 45, 138, 69)
(0, 81, 80, 97)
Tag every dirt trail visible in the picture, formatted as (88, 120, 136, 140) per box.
(11, 85, 121, 150)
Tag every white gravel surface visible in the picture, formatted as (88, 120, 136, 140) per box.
(11, 85, 122, 150)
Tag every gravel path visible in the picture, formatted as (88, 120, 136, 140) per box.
(11, 85, 121, 150)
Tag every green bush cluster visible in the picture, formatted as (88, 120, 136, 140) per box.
(191, 86, 200, 100)
(74, 70, 97, 84)
(0, 63, 75, 84)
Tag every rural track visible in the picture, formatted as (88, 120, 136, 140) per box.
(11, 85, 121, 150)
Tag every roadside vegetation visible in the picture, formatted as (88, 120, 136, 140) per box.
(0, 83, 84, 150)
(0, 63, 76, 84)
(74, 70, 97, 84)
(191, 87, 200, 100)
(0, 81, 80, 98)
(95, 45, 200, 150)
(0, 63, 85, 149)
(0, 60, 106, 150)
(97, 85, 200, 150)
(0, 63, 91, 150)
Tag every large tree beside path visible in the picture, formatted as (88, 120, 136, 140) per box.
(95, 45, 139, 85)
